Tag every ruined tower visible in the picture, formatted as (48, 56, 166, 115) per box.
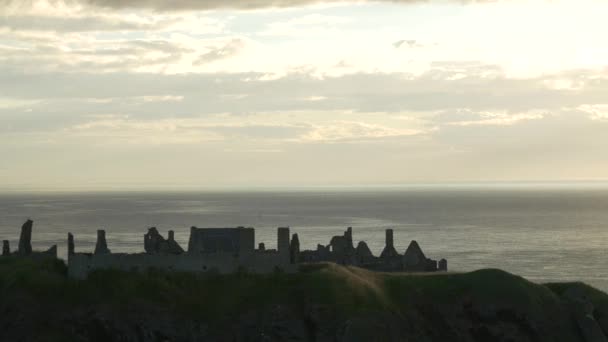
(68, 233, 75, 256)
(18, 219, 33, 255)
(345, 227, 354, 250)
(386, 229, 393, 247)
(290, 233, 300, 264)
(94, 230, 110, 255)
(380, 229, 399, 259)
(278, 227, 290, 263)
(144, 227, 162, 253)
(2, 240, 9, 256)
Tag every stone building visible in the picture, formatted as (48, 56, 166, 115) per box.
(300, 227, 446, 272)
(144, 227, 184, 254)
(67, 226, 296, 279)
(2, 219, 447, 278)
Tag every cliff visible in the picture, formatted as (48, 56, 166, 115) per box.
(0, 256, 606, 342)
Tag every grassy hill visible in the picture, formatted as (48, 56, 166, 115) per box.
(0, 256, 605, 341)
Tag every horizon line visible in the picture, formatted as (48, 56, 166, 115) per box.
(2, 180, 608, 194)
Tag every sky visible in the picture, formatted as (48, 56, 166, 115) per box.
(1, 0, 607, 190)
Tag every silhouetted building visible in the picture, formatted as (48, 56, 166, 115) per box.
(1, 219, 447, 278)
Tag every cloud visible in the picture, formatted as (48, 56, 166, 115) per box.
(0, 37, 193, 73)
(67, 117, 225, 145)
(194, 38, 247, 65)
(441, 109, 546, 127)
(138, 95, 185, 102)
(300, 121, 422, 142)
(0, 4, 228, 35)
(0, 0, 427, 13)
(65, 115, 370, 145)
(576, 104, 608, 121)
(1, 66, 608, 122)
(260, 13, 351, 37)
(393, 39, 422, 48)
(0, 14, 174, 32)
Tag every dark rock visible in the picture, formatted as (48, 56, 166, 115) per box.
(337, 313, 406, 342)
(578, 316, 608, 342)
(230, 304, 309, 342)
(63, 307, 208, 342)
(564, 287, 608, 342)
(304, 303, 340, 342)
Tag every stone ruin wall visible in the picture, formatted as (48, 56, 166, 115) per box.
(1, 220, 57, 259)
(2, 219, 446, 278)
(68, 226, 295, 279)
(68, 248, 295, 279)
(299, 227, 448, 273)
(68, 253, 236, 279)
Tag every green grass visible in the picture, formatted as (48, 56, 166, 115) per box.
(1, 256, 607, 340)
(0, 259, 388, 321)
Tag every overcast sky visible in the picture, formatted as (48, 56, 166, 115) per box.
(1, 0, 607, 190)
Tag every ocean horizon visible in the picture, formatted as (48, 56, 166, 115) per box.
(2, 186, 608, 290)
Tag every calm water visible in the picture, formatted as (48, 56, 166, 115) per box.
(1, 188, 607, 290)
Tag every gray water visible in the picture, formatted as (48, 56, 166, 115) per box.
(1, 188, 607, 290)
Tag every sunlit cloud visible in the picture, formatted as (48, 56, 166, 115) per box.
(445, 110, 546, 127)
(577, 104, 608, 122)
(1, 0, 608, 187)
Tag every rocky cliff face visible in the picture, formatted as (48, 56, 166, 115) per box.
(1, 258, 607, 342)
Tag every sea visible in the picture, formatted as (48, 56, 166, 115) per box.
(1, 186, 608, 291)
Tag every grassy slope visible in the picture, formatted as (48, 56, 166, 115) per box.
(0, 257, 604, 340)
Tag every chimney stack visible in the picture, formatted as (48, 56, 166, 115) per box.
(68, 233, 75, 256)
(94, 230, 110, 255)
(386, 229, 394, 248)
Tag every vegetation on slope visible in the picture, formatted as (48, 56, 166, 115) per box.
(0, 257, 606, 341)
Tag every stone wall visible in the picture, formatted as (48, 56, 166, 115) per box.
(188, 227, 255, 254)
(299, 228, 446, 273)
(68, 226, 296, 279)
(277, 227, 290, 265)
(69, 253, 237, 279)
(1, 220, 57, 260)
(69, 248, 296, 279)
(0, 219, 446, 278)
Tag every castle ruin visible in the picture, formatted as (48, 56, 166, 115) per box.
(1, 220, 57, 259)
(2, 220, 447, 278)
(299, 227, 447, 272)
